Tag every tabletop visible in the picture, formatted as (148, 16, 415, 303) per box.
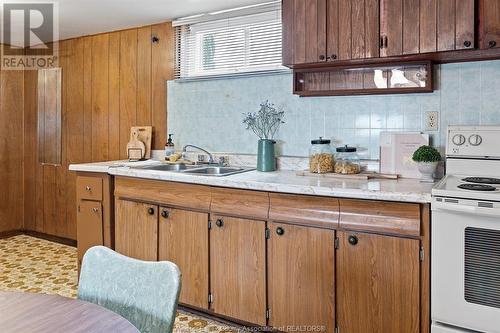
(0, 291, 139, 333)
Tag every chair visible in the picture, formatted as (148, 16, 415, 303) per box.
(78, 246, 181, 333)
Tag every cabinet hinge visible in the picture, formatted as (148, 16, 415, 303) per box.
(266, 309, 271, 319)
(77, 205, 80, 213)
(265, 228, 271, 239)
(334, 237, 340, 249)
(419, 247, 425, 262)
(208, 220, 212, 230)
(335, 326, 339, 333)
(208, 293, 213, 304)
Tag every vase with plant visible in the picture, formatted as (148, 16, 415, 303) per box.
(412, 145, 442, 182)
(243, 101, 285, 172)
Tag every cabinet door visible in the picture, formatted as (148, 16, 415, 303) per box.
(481, 0, 500, 49)
(77, 201, 103, 264)
(115, 199, 158, 261)
(337, 232, 420, 333)
(268, 223, 335, 332)
(210, 215, 266, 325)
(338, 0, 380, 60)
(283, 0, 327, 65)
(159, 208, 209, 309)
(437, 0, 475, 51)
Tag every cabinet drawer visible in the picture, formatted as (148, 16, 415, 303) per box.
(211, 188, 269, 220)
(339, 199, 421, 237)
(77, 176, 103, 201)
(269, 193, 340, 229)
(77, 201, 103, 262)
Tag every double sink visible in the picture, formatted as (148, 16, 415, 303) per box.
(133, 163, 254, 177)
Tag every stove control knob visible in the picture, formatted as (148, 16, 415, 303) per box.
(452, 134, 466, 146)
(468, 134, 483, 146)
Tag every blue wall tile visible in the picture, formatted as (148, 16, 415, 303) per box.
(167, 61, 500, 159)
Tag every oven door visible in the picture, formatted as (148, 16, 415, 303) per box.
(432, 198, 500, 333)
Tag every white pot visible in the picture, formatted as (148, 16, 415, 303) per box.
(417, 161, 438, 183)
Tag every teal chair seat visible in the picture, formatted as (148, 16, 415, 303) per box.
(78, 246, 181, 333)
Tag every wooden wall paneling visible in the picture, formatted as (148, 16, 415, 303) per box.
(65, 38, 85, 238)
(437, 0, 456, 51)
(137, 26, 152, 126)
(83, 37, 93, 162)
(119, 29, 138, 160)
(151, 22, 174, 150)
(403, 0, 420, 54)
(108, 32, 121, 160)
(455, 0, 475, 50)
(0, 64, 24, 232)
(91, 34, 110, 162)
(420, 0, 437, 53)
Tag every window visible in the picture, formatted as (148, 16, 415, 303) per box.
(174, 2, 286, 79)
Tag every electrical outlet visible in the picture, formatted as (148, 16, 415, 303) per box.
(425, 111, 439, 131)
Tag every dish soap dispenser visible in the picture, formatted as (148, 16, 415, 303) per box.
(165, 134, 175, 157)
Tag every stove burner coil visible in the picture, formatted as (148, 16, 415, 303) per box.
(458, 184, 497, 191)
(462, 177, 500, 185)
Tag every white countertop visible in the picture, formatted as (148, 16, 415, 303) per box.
(69, 160, 434, 203)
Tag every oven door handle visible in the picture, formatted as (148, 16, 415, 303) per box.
(433, 201, 500, 217)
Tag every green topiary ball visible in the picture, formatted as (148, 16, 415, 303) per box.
(412, 145, 441, 163)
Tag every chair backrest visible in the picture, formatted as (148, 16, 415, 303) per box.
(78, 246, 181, 333)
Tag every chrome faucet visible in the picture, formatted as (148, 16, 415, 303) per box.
(182, 145, 215, 164)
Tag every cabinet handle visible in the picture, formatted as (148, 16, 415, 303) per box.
(92, 208, 99, 213)
(384, 36, 388, 49)
(85, 186, 91, 191)
(319, 55, 326, 61)
(161, 210, 169, 219)
(463, 40, 472, 48)
(380, 36, 388, 49)
(216, 219, 224, 228)
(276, 227, 285, 236)
(348, 235, 358, 246)
(489, 40, 497, 48)
(147, 208, 155, 215)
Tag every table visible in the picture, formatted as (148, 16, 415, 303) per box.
(0, 291, 139, 333)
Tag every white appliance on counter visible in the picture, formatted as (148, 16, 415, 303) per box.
(432, 126, 500, 333)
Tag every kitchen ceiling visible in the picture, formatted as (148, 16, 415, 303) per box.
(0, 0, 268, 42)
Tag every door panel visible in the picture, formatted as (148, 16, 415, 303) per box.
(337, 232, 420, 333)
(420, 0, 437, 53)
(481, 0, 500, 49)
(380, 0, 403, 57)
(210, 215, 266, 325)
(77, 201, 103, 263)
(455, 0, 475, 50)
(115, 199, 158, 261)
(268, 223, 335, 332)
(159, 208, 209, 309)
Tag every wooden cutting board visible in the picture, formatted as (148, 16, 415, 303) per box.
(127, 129, 146, 161)
(129, 126, 152, 159)
(296, 170, 399, 180)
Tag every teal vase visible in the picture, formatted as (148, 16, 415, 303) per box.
(257, 139, 276, 172)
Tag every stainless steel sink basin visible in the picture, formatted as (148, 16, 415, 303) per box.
(183, 166, 250, 176)
(132, 164, 254, 177)
(135, 164, 197, 172)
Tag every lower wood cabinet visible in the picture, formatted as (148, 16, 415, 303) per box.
(268, 222, 335, 332)
(76, 201, 103, 263)
(209, 215, 267, 326)
(159, 208, 209, 309)
(115, 199, 158, 261)
(337, 231, 421, 333)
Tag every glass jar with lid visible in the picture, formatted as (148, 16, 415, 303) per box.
(309, 137, 335, 173)
(334, 145, 361, 174)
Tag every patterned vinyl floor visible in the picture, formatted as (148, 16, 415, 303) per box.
(0, 235, 239, 333)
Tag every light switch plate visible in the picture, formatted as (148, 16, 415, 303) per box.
(425, 111, 439, 131)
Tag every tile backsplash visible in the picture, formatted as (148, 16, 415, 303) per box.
(168, 60, 500, 160)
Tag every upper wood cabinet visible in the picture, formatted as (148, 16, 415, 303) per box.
(283, 0, 380, 66)
(158, 208, 209, 309)
(480, 0, 500, 49)
(209, 215, 267, 325)
(337, 231, 421, 333)
(268, 222, 335, 332)
(115, 199, 158, 261)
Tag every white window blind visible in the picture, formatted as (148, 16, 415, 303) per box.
(174, 2, 286, 80)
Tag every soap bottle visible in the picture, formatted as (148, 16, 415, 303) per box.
(165, 134, 175, 157)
